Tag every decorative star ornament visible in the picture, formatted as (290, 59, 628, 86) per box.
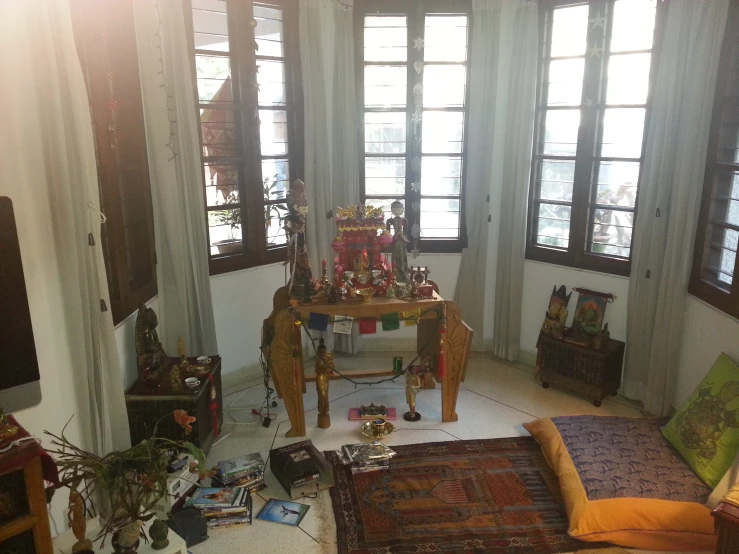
(589, 14, 606, 31)
(588, 44, 604, 58)
(414, 61, 423, 74)
(413, 37, 424, 51)
(584, 98, 595, 108)
(411, 182, 421, 193)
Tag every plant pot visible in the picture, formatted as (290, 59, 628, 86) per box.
(214, 240, 241, 255)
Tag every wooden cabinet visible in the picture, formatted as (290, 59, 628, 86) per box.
(536, 333, 625, 407)
(713, 499, 739, 553)
(125, 357, 223, 454)
(0, 419, 54, 554)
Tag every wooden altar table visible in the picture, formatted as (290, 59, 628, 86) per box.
(264, 288, 472, 437)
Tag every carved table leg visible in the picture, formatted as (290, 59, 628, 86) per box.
(442, 301, 469, 423)
(271, 309, 306, 437)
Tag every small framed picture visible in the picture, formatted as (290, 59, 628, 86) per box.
(257, 498, 310, 527)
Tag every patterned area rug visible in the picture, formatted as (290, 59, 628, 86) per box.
(328, 437, 608, 553)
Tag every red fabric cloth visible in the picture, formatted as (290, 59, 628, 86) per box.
(0, 415, 59, 486)
(358, 319, 377, 335)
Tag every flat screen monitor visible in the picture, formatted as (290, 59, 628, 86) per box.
(0, 197, 41, 412)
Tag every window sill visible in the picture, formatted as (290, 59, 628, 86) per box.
(209, 247, 287, 276)
(526, 245, 631, 278)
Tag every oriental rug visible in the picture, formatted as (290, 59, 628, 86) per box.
(328, 437, 609, 554)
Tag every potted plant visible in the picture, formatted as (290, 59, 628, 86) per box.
(47, 410, 207, 553)
(213, 191, 242, 255)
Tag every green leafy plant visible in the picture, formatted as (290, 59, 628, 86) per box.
(215, 191, 241, 241)
(46, 410, 208, 544)
(264, 175, 287, 241)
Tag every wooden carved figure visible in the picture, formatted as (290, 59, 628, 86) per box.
(284, 179, 314, 302)
(315, 339, 333, 428)
(404, 368, 422, 422)
(386, 200, 410, 283)
(135, 304, 167, 379)
(68, 491, 93, 552)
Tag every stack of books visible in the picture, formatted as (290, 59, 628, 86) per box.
(339, 442, 396, 474)
(211, 452, 266, 493)
(186, 487, 253, 529)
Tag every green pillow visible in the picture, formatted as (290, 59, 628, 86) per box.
(662, 352, 739, 488)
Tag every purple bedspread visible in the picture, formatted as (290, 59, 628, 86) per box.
(551, 415, 711, 503)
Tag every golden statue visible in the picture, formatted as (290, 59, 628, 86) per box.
(315, 339, 333, 429)
(404, 368, 422, 422)
(68, 491, 93, 552)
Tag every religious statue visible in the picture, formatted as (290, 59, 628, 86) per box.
(68, 491, 93, 553)
(284, 179, 314, 302)
(540, 285, 571, 340)
(135, 304, 167, 379)
(386, 200, 410, 283)
(315, 339, 334, 429)
(404, 368, 422, 422)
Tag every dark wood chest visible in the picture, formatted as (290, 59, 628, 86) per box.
(125, 357, 223, 454)
(536, 333, 625, 407)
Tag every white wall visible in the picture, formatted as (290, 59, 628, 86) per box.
(519, 260, 630, 356)
(114, 264, 285, 383)
(210, 263, 286, 373)
(676, 295, 739, 407)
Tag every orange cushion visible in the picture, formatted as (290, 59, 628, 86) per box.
(524, 417, 717, 551)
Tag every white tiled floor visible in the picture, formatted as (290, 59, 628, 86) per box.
(192, 354, 703, 554)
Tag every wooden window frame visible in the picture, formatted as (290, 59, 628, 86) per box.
(689, 1, 739, 319)
(526, 0, 666, 276)
(71, 0, 158, 325)
(355, 0, 471, 254)
(186, 0, 303, 276)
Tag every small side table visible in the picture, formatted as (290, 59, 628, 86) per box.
(536, 333, 625, 407)
(0, 416, 57, 554)
(53, 517, 186, 554)
(125, 356, 223, 454)
(713, 498, 739, 553)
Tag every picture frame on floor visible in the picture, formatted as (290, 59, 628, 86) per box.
(257, 498, 310, 527)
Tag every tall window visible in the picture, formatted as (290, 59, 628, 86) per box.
(188, 0, 302, 275)
(527, 0, 663, 275)
(356, 0, 471, 252)
(71, 0, 158, 324)
(690, 2, 739, 319)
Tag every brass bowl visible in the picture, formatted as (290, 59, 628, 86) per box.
(357, 288, 375, 304)
(360, 418, 394, 440)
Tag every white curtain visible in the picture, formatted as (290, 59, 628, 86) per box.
(0, 0, 130, 453)
(454, 0, 538, 360)
(134, 0, 219, 357)
(300, 0, 360, 352)
(624, 0, 729, 415)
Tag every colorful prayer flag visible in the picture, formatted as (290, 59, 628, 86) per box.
(333, 317, 353, 335)
(380, 312, 400, 331)
(308, 312, 329, 332)
(403, 309, 421, 326)
(358, 319, 377, 335)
